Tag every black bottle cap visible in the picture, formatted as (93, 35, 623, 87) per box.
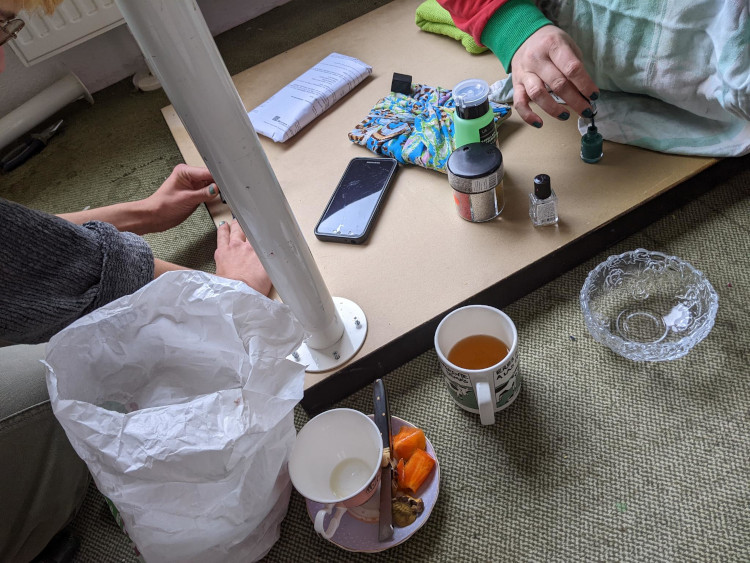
(534, 174, 552, 199)
(447, 143, 503, 179)
(456, 98, 490, 120)
(453, 79, 491, 119)
(391, 72, 412, 95)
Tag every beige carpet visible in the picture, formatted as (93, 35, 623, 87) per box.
(2, 0, 748, 560)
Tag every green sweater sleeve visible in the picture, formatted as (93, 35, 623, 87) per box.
(480, 0, 552, 73)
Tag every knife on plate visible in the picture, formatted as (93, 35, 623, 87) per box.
(373, 378, 394, 541)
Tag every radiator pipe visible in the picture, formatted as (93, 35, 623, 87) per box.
(0, 72, 93, 152)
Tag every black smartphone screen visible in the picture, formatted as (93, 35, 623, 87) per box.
(314, 157, 398, 244)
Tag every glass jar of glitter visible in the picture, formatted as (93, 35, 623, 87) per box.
(447, 143, 504, 222)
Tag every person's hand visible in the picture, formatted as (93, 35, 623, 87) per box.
(141, 164, 219, 232)
(56, 163, 218, 233)
(510, 25, 599, 128)
(214, 219, 272, 296)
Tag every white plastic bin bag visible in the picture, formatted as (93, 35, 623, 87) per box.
(44, 271, 306, 562)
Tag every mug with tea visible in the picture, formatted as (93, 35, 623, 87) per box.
(434, 305, 521, 425)
(288, 408, 384, 539)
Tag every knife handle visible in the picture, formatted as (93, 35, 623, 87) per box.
(372, 378, 391, 461)
(1, 138, 45, 173)
(373, 378, 395, 541)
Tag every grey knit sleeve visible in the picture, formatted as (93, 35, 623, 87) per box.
(1, 198, 155, 344)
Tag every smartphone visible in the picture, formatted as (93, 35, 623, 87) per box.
(314, 157, 399, 244)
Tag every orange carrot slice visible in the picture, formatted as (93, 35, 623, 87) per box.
(392, 426, 426, 461)
(399, 449, 436, 493)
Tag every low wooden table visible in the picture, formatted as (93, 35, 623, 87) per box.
(163, 0, 717, 413)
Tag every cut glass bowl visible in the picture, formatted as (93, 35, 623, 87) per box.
(580, 249, 718, 361)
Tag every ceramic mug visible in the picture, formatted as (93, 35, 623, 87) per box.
(288, 408, 383, 539)
(435, 305, 521, 425)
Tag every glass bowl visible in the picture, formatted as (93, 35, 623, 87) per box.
(580, 249, 718, 361)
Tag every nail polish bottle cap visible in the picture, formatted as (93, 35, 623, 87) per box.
(534, 174, 552, 199)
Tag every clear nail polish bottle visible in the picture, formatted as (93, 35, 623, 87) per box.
(529, 174, 558, 226)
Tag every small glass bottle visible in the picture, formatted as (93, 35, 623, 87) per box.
(580, 124, 603, 163)
(529, 174, 558, 226)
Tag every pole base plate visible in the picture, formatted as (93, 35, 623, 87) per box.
(288, 297, 367, 373)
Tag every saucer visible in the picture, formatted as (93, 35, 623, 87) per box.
(305, 416, 440, 553)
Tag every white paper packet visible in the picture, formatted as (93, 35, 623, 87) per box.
(248, 52, 372, 142)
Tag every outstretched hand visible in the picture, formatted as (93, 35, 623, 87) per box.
(214, 219, 272, 296)
(141, 164, 219, 232)
(56, 164, 220, 234)
(510, 25, 599, 128)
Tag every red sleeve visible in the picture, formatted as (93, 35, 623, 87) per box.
(437, 0, 512, 45)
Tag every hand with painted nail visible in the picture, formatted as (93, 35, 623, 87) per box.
(57, 163, 220, 234)
(140, 163, 220, 232)
(510, 25, 599, 128)
(215, 219, 272, 296)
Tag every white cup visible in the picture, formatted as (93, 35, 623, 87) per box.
(435, 305, 521, 425)
(288, 408, 383, 539)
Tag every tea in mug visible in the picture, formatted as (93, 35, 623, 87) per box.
(448, 334, 509, 370)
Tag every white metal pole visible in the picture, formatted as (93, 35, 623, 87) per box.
(115, 0, 365, 360)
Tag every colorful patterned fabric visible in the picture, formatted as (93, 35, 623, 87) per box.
(349, 83, 511, 174)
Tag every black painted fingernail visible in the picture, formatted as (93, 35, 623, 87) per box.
(582, 108, 594, 118)
(558, 111, 570, 121)
(532, 121, 543, 128)
(589, 92, 599, 101)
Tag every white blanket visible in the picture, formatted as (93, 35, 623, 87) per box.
(491, 0, 750, 156)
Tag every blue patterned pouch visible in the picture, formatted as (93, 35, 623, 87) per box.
(349, 83, 511, 174)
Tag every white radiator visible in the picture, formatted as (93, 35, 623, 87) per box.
(9, 0, 125, 67)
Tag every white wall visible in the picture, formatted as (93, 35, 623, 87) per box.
(0, 0, 290, 117)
